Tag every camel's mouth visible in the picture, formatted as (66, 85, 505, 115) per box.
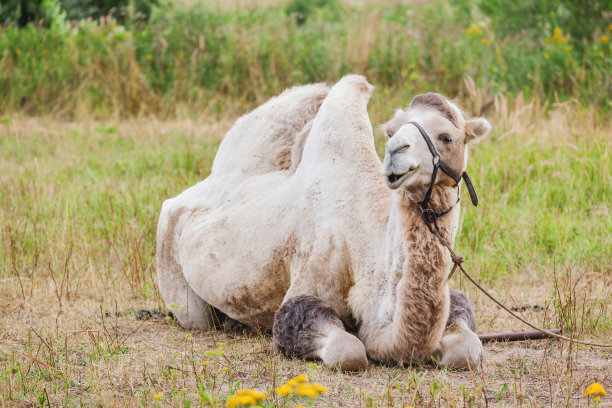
(386, 166, 419, 189)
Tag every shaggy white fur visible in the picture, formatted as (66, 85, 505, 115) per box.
(156, 75, 490, 370)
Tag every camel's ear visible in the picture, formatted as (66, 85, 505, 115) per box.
(465, 117, 490, 144)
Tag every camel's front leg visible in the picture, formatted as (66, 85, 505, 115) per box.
(436, 290, 483, 369)
(273, 295, 368, 371)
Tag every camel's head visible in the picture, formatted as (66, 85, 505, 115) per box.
(381, 93, 490, 201)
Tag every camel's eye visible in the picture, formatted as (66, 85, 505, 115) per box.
(385, 129, 394, 138)
(439, 134, 453, 144)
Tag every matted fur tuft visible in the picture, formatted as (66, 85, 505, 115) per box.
(447, 289, 477, 332)
(273, 295, 344, 358)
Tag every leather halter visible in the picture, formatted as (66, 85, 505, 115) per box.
(406, 121, 478, 223)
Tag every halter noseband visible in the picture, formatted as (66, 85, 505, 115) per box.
(406, 121, 478, 223)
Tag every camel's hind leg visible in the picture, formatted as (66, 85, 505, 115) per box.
(273, 296, 368, 371)
(437, 290, 483, 369)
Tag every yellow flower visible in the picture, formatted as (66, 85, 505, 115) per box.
(600, 35, 609, 43)
(466, 24, 483, 37)
(286, 379, 299, 387)
(295, 384, 319, 398)
(145, 54, 153, 61)
(153, 392, 163, 399)
(236, 389, 267, 401)
(226, 395, 256, 408)
(293, 374, 308, 383)
(481, 38, 489, 45)
(608, 24, 612, 32)
(15, 48, 20, 55)
(201, 361, 207, 366)
(600, 51, 605, 57)
(544, 53, 550, 59)
(595, 396, 601, 402)
(584, 382, 607, 397)
(276, 384, 293, 396)
(310, 383, 328, 393)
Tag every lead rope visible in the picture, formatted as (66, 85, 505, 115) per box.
(429, 225, 612, 348)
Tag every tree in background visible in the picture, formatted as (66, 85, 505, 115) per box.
(0, 0, 158, 26)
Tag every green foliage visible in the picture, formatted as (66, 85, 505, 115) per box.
(478, 0, 610, 47)
(0, 0, 610, 118)
(0, 0, 158, 26)
(285, 0, 344, 25)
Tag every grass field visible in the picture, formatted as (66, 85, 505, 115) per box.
(1, 0, 611, 406)
(0, 91, 610, 406)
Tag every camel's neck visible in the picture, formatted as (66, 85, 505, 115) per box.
(357, 184, 460, 363)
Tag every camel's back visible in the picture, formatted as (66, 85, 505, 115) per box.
(211, 83, 329, 182)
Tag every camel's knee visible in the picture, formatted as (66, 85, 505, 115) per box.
(168, 284, 222, 330)
(273, 295, 367, 371)
(447, 289, 476, 332)
(438, 320, 482, 370)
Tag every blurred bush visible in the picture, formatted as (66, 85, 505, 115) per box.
(0, 0, 158, 26)
(0, 0, 609, 118)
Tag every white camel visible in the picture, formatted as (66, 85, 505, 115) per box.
(156, 75, 490, 370)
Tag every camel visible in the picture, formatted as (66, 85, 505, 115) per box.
(156, 75, 491, 370)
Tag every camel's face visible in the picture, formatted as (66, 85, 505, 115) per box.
(382, 94, 490, 200)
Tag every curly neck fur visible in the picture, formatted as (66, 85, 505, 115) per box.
(359, 184, 459, 363)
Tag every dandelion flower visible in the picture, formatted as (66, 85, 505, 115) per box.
(481, 38, 489, 45)
(544, 53, 550, 59)
(584, 382, 607, 397)
(145, 54, 153, 61)
(608, 24, 612, 32)
(201, 361, 207, 366)
(595, 396, 601, 402)
(293, 374, 308, 383)
(236, 389, 267, 401)
(153, 392, 163, 399)
(295, 384, 319, 398)
(600, 35, 609, 43)
(226, 395, 256, 408)
(600, 51, 605, 57)
(310, 383, 328, 393)
(276, 384, 294, 396)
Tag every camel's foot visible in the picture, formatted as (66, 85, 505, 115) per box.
(437, 290, 482, 369)
(318, 326, 368, 371)
(438, 320, 482, 369)
(273, 295, 368, 371)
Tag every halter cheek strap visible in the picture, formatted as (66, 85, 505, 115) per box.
(407, 121, 478, 218)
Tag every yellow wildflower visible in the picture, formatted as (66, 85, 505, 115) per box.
(595, 396, 601, 402)
(276, 384, 293, 396)
(481, 38, 489, 45)
(293, 374, 308, 383)
(544, 53, 550, 59)
(295, 406, 305, 408)
(608, 24, 612, 32)
(145, 54, 153, 61)
(466, 24, 483, 37)
(201, 361, 207, 366)
(295, 384, 319, 398)
(236, 389, 267, 401)
(153, 392, 163, 399)
(15, 48, 20, 55)
(600, 35, 609, 43)
(584, 382, 607, 396)
(600, 51, 605, 57)
(310, 383, 328, 393)
(226, 395, 256, 408)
